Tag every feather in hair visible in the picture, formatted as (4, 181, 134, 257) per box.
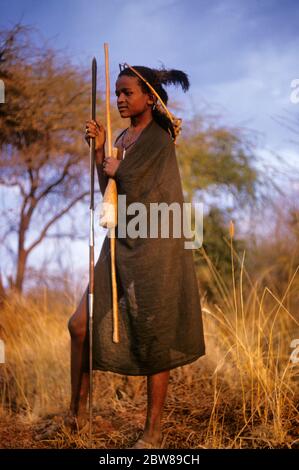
(154, 68, 190, 92)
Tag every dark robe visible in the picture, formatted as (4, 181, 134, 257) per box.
(92, 119, 205, 375)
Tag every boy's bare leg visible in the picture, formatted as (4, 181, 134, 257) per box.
(68, 289, 90, 421)
(132, 370, 170, 447)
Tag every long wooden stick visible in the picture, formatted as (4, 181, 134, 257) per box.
(104, 43, 119, 343)
(89, 56, 97, 445)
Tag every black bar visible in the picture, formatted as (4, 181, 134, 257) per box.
(0, 449, 298, 468)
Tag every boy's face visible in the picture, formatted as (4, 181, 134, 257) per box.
(115, 75, 153, 119)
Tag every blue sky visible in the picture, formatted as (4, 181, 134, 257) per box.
(1, 0, 299, 287)
(1, 0, 299, 151)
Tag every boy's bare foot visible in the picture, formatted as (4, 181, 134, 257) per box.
(130, 433, 163, 449)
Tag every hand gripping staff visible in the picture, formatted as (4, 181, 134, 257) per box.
(88, 57, 97, 444)
(99, 43, 119, 344)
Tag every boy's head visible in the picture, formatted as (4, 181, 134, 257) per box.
(116, 64, 190, 140)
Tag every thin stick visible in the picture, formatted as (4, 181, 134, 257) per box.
(89, 56, 97, 445)
(104, 42, 119, 343)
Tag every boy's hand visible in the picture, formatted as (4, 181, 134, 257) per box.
(85, 119, 106, 150)
(103, 157, 121, 177)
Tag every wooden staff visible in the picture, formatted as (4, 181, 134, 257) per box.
(101, 43, 119, 343)
(89, 56, 97, 444)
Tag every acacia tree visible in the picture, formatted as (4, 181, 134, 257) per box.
(0, 25, 121, 292)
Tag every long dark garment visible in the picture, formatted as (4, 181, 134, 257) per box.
(92, 119, 205, 375)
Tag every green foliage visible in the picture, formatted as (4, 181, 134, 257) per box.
(177, 115, 258, 205)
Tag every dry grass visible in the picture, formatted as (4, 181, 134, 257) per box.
(1, 247, 299, 448)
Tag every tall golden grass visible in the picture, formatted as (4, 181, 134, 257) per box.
(0, 238, 299, 448)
